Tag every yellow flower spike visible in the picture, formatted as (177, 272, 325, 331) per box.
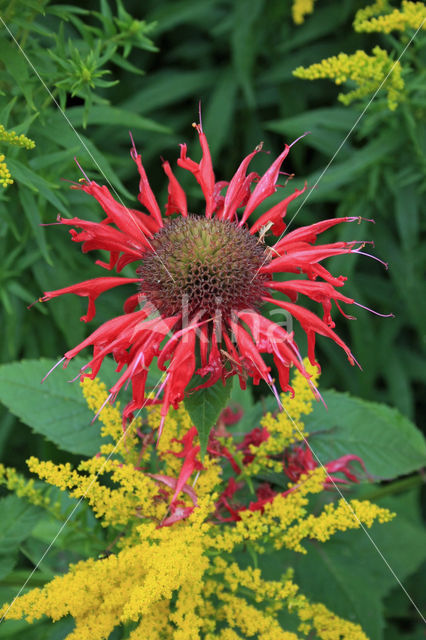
(80, 378, 139, 457)
(282, 497, 395, 552)
(293, 46, 405, 110)
(0, 464, 49, 507)
(0, 124, 35, 188)
(292, 0, 316, 24)
(2, 366, 396, 639)
(0, 154, 13, 188)
(354, 0, 426, 33)
(219, 593, 300, 639)
(27, 455, 164, 528)
(247, 361, 317, 474)
(0, 124, 35, 149)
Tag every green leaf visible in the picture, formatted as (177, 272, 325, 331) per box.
(0, 358, 120, 456)
(65, 105, 171, 134)
(304, 391, 426, 479)
(228, 382, 275, 436)
(292, 491, 426, 640)
(231, 0, 264, 107)
(0, 555, 17, 581)
(6, 159, 68, 215)
(184, 378, 234, 458)
(0, 495, 43, 554)
(18, 187, 51, 264)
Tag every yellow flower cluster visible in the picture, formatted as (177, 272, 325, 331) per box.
(354, 0, 426, 33)
(292, 0, 316, 24)
(282, 496, 394, 552)
(0, 374, 395, 639)
(247, 360, 318, 473)
(0, 463, 49, 507)
(0, 154, 13, 188)
(0, 124, 35, 150)
(0, 124, 35, 188)
(293, 45, 404, 110)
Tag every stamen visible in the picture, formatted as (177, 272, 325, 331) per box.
(307, 378, 327, 409)
(74, 157, 90, 182)
(91, 393, 113, 424)
(154, 374, 169, 402)
(157, 415, 166, 445)
(198, 100, 203, 133)
(42, 357, 66, 383)
(27, 297, 43, 310)
(354, 301, 395, 318)
(68, 363, 90, 383)
(348, 216, 375, 224)
(192, 470, 201, 487)
(289, 131, 311, 147)
(268, 374, 283, 411)
(354, 250, 389, 269)
(129, 130, 137, 159)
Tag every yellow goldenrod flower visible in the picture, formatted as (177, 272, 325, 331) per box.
(282, 497, 394, 552)
(0, 371, 394, 639)
(0, 124, 35, 149)
(292, 0, 317, 24)
(0, 154, 13, 188)
(0, 464, 49, 507)
(354, 0, 426, 33)
(247, 360, 318, 474)
(293, 45, 404, 110)
(0, 124, 35, 188)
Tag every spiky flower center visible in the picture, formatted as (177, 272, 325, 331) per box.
(138, 216, 269, 318)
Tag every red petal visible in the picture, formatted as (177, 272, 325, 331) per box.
(177, 128, 216, 218)
(250, 183, 307, 236)
(266, 280, 354, 327)
(263, 297, 359, 368)
(274, 217, 353, 251)
(222, 145, 262, 221)
(79, 181, 156, 241)
(130, 146, 163, 227)
(41, 277, 140, 322)
(239, 145, 290, 226)
(162, 159, 188, 217)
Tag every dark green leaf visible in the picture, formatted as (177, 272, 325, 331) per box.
(304, 391, 426, 479)
(184, 378, 233, 458)
(0, 495, 43, 554)
(0, 358, 120, 456)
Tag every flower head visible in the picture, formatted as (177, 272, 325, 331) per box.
(39, 121, 384, 427)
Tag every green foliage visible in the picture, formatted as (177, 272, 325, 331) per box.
(276, 490, 426, 640)
(0, 495, 43, 555)
(0, 359, 107, 456)
(0, 0, 425, 637)
(304, 390, 426, 478)
(184, 377, 233, 457)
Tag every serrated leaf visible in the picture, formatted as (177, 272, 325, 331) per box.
(0, 358, 119, 456)
(304, 391, 426, 479)
(184, 378, 234, 458)
(294, 491, 426, 640)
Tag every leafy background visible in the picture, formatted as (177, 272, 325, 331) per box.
(0, 0, 425, 638)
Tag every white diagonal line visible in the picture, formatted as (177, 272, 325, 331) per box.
(0, 366, 170, 624)
(255, 363, 426, 625)
(283, 18, 425, 236)
(251, 17, 425, 282)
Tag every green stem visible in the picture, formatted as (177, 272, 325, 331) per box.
(360, 474, 424, 501)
